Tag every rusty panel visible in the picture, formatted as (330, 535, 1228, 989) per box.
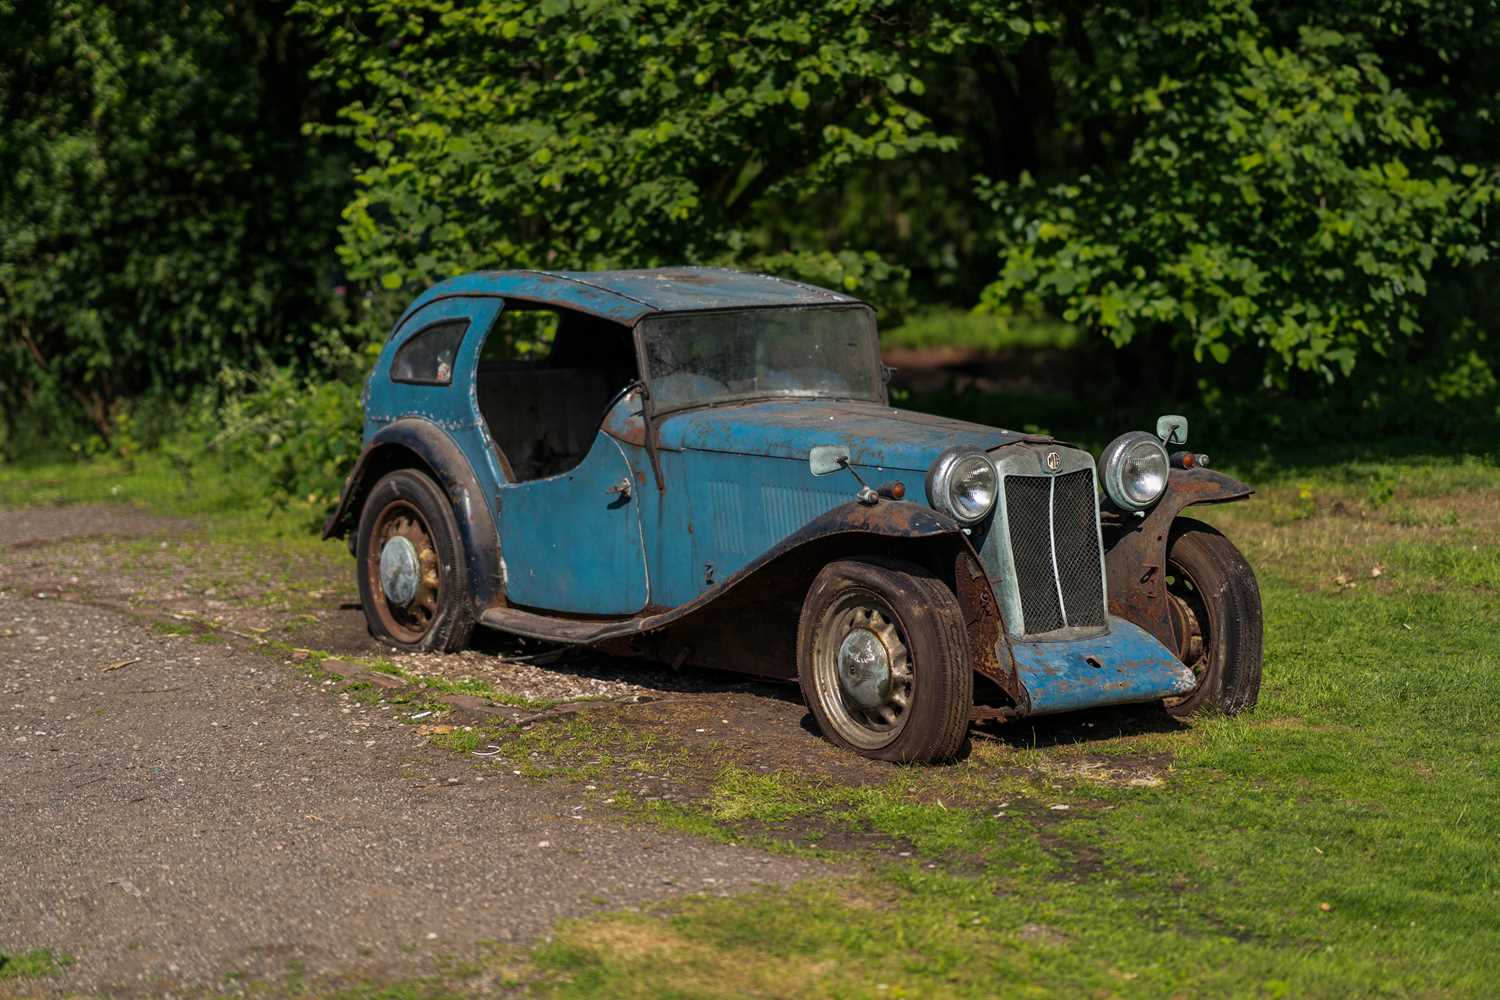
(1104, 468, 1254, 650)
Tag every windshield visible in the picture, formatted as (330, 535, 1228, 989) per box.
(639, 305, 883, 412)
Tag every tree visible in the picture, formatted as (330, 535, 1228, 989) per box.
(297, 0, 1040, 321)
(978, 0, 1497, 384)
(0, 0, 345, 448)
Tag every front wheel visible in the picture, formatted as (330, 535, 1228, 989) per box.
(1163, 518, 1263, 717)
(355, 469, 475, 653)
(797, 558, 972, 763)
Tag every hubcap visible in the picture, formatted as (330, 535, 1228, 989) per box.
(837, 628, 891, 708)
(379, 536, 420, 606)
(814, 596, 913, 750)
(365, 501, 441, 644)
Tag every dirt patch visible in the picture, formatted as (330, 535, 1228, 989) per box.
(1038, 751, 1174, 788)
(1036, 829, 1109, 883)
(1, 584, 828, 996)
(0, 503, 187, 548)
(586, 687, 896, 793)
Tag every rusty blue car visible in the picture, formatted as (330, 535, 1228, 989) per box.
(324, 268, 1263, 762)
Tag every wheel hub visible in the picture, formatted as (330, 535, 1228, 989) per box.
(836, 627, 891, 708)
(379, 535, 420, 606)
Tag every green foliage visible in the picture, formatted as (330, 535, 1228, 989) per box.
(0, 0, 347, 452)
(4, 0, 1499, 470)
(979, 0, 1497, 383)
(882, 307, 1080, 352)
(296, 0, 1035, 302)
(212, 366, 365, 519)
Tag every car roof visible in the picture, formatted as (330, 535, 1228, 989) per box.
(394, 267, 864, 331)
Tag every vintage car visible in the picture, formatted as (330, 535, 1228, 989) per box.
(324, 268, 1262, 762)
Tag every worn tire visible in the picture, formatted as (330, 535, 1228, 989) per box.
(1162, 518, 1263, 718)
(797, 558, 972, 764)
(355, 469, 475, 653)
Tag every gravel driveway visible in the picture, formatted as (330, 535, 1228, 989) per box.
(0, 507, 822, 995)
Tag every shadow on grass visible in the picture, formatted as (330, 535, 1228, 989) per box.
(973, 701, 1187, 751)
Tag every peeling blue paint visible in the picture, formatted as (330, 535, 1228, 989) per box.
(1009, 617, 1197, 715)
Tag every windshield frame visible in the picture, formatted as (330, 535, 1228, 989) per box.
(632, 303, 885, 419)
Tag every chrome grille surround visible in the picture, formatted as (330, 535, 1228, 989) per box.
(985, 446, 1108, 638)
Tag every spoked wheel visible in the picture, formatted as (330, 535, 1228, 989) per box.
(366, 500, 441, 644)
(355, 469, 475, 653)
(798, 558, 971, 763)
(1161, 518, 1263, 718)
(812, 594, 916, 749)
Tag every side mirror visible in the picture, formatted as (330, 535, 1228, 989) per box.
(809, 444, 851, 477)
(1156, 414, 1189, 446)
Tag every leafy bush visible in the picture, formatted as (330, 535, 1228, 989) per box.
(882, 307, 1080, 353)
(296, 0, 1037, 295)
(211, 368, 365, 522)
(979, 1, 1496, 383)
(0, 0, 347, 451)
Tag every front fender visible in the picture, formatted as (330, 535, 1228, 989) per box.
(602, 500, 1018, 696)
(322, 419, 503, 612)
(1103, 468, 1254, 650)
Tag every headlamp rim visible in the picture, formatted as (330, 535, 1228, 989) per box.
(1099, 431, 1170, 511)
(925, 448, 998, 524)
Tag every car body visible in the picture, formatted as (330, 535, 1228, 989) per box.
(325, 268, 1263, 762)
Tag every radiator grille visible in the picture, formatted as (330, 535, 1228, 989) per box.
(1003, 468, 1106, 635)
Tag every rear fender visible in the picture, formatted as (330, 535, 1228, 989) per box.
(322, 418, 503, 612)
(1103, 468, 1254, 650)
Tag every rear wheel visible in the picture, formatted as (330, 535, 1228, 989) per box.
(797, 558, 971, 763)
(1162, 518, 1263, 717)
(356, 469, 475, 653)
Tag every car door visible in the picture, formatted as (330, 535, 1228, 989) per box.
(496, 426, 649, 616)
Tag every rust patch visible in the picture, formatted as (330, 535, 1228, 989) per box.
(1103, 468, 1253, 649)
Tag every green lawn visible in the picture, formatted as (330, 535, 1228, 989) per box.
(507, 451, 1500, 998)
(3, 442, 1497, 997)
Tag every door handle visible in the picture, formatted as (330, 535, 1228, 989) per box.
(605, 478, 632, 499)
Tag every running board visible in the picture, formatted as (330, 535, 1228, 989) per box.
(478, 605, 654, 645)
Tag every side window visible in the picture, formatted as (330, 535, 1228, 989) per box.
(392, 320, 468, 385)
(480, 305, 560, 362)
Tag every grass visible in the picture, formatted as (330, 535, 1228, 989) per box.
(882, 306, 1080, 353)
(493, 451, 1500, 997)
(4, 422, 1498, 996)
(0, 950, 72, 981)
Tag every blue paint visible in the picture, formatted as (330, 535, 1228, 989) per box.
(391, 268, 858, 336)
(546, 268, 856, 313)
(497, 432, 649, 614)
(606, 399, 943, 607)
(364, 296, 507, 530)
(1009, 617, 1197, 715)
(657, 398, 1027, 471)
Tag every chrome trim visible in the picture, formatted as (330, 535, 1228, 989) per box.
(925, 447, 997, 525)
(1099, 431, 1169, 511)
(1045, 475, 1070, 628)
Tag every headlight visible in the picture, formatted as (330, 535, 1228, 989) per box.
(1099, 431, 1169, 511)
(926, 450, 997, 524)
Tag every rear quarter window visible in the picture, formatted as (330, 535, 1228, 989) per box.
(392, 320, 468, 384)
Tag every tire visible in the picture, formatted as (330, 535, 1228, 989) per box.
(355, 468, 475, 653)
(797, 557, 972, 763)
(1162, 518, 1263, 718)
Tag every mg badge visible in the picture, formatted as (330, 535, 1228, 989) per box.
(1045, 451, 1062, 472)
